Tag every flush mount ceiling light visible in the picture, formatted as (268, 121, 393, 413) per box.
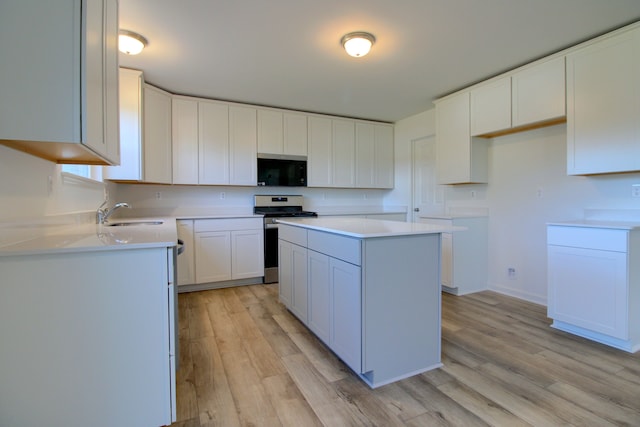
(118, 30, 148, 55)
(341, 31, 376, 58)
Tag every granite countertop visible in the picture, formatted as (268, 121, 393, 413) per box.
(276, 217, 463, 239)
(0, 217, 178, 256)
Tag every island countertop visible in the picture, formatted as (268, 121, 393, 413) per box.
(276, 217, 462, 238)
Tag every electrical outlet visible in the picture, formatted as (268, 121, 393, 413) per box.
(470, 190, 476, 199)
(507, 267, 516, 280)
(155, 191, 162, 200)
(632, 184, 640, 198)
(220, 192, 226, 200)
(536, 187, 543, 198)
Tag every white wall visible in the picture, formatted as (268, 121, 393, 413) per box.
(445, 122, 640, 304)
(0, 145, 105, 222)
(111, 183, 392, 217)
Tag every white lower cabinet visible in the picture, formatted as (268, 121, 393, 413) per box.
(279, 240, 309, 322)
(419, 216, 488, 295)
(191, 218, 264, 288)
(307, 249, 332, 344)
(328, 257, 362, 371)
(195, 231, 232, 283)
(0, 247, 176, 426)
(547, 224, 640, 352)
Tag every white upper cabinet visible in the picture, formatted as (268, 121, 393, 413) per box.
(172, 97, 255, 186)
(308, 116, 333, 187)
(0, 0, 120, 165)
(512, 56, 566, 127)
(332, 119, 356, 188)
(172, 97, 200, 184)
(470, 76, 512, 136)
(436, 91, 488, 184)
(309, 115, 392, 189)
(566, 26, 640, 175)
(283, 112, 308, 156)
(199, 100, 229, 185)
(104, 73, 172, 184)
(143, 84, 173, 184)
(104, 69, 144, 181)
(356, 123, 394, 188)
(257, 109, 283, 155)
(229, 105, 257, 185)
(258, 109, 308, 157)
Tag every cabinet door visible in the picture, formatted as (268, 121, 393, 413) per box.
(195, 231, 231, 283)
(307, 116, 333, 187)
(436, 92, 472, 184)
(177, 220, 195, 286)
(283, 112, 308, 156)
(566, 27, 640, 175)
(101, 0, 120, 164)
(470, 76, 511, 136)
(144, 84, 173, 184)
(257, 109, 283, 155)
(229, 105, 257, 185)
(231, 229, 264, 279)
(548, 245, 628, 339)
(104, 68, 143, 181)
(199, 101, 229, 185)
(83, 0, 111, 160)
(172, 98, 199, 184)
(0, 0, 81, 144)
(330, 258, 362, 372)
(278, 240, 293, 307)
(355, 123, 375, 188)
(290, 243, 309, 322)
(374, 124, 394, 189)
(332, 119, 356, 187)
(307, 250, 331, 344)
(512, 57, 565, 127)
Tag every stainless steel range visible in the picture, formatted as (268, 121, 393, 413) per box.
(253, 195, 317, 283)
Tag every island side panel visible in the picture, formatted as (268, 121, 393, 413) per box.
(361, 233, 442, 387)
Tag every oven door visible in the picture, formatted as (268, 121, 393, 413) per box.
(263, 223, 279, 283)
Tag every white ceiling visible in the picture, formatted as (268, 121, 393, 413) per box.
(119, 0, 640, 123)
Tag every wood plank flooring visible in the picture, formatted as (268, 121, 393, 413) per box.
(170, 284, 640, 426)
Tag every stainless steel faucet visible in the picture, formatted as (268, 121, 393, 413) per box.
(96, 201, 131, 224)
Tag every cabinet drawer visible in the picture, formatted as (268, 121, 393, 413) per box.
(279, 224, 307, 246)
(547, 226, 628, 252)
(195, 217, 262, 232)
(308, 230, 361, 265)
(419, 217, 453, 227)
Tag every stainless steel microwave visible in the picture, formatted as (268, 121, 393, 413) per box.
(257, 155, 307, 187)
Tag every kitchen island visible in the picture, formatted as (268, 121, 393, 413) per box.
(277, 217, 457, 388)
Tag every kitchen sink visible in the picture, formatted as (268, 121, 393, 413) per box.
(106, 221, 164, 227)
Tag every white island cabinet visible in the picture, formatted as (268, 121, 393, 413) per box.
(547, 222, 640, 353)
(278, 217, 448, 388)
(0, 220, 178, 426)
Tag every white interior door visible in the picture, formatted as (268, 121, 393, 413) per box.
(411, 135, 443, 222)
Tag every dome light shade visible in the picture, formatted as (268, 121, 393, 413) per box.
(118, 30, 148, 55)
(341, 32, 375, 58)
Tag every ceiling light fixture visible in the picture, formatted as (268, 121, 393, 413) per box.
(341, 32, 376, 58)
(118, 30, 148, 55)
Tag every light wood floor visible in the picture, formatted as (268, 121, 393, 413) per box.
(170, 284, 640, 426)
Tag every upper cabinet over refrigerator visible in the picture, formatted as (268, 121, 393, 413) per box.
(0, 0, 120, 165)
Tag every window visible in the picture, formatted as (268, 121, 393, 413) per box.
(60, 165, 103, 183)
